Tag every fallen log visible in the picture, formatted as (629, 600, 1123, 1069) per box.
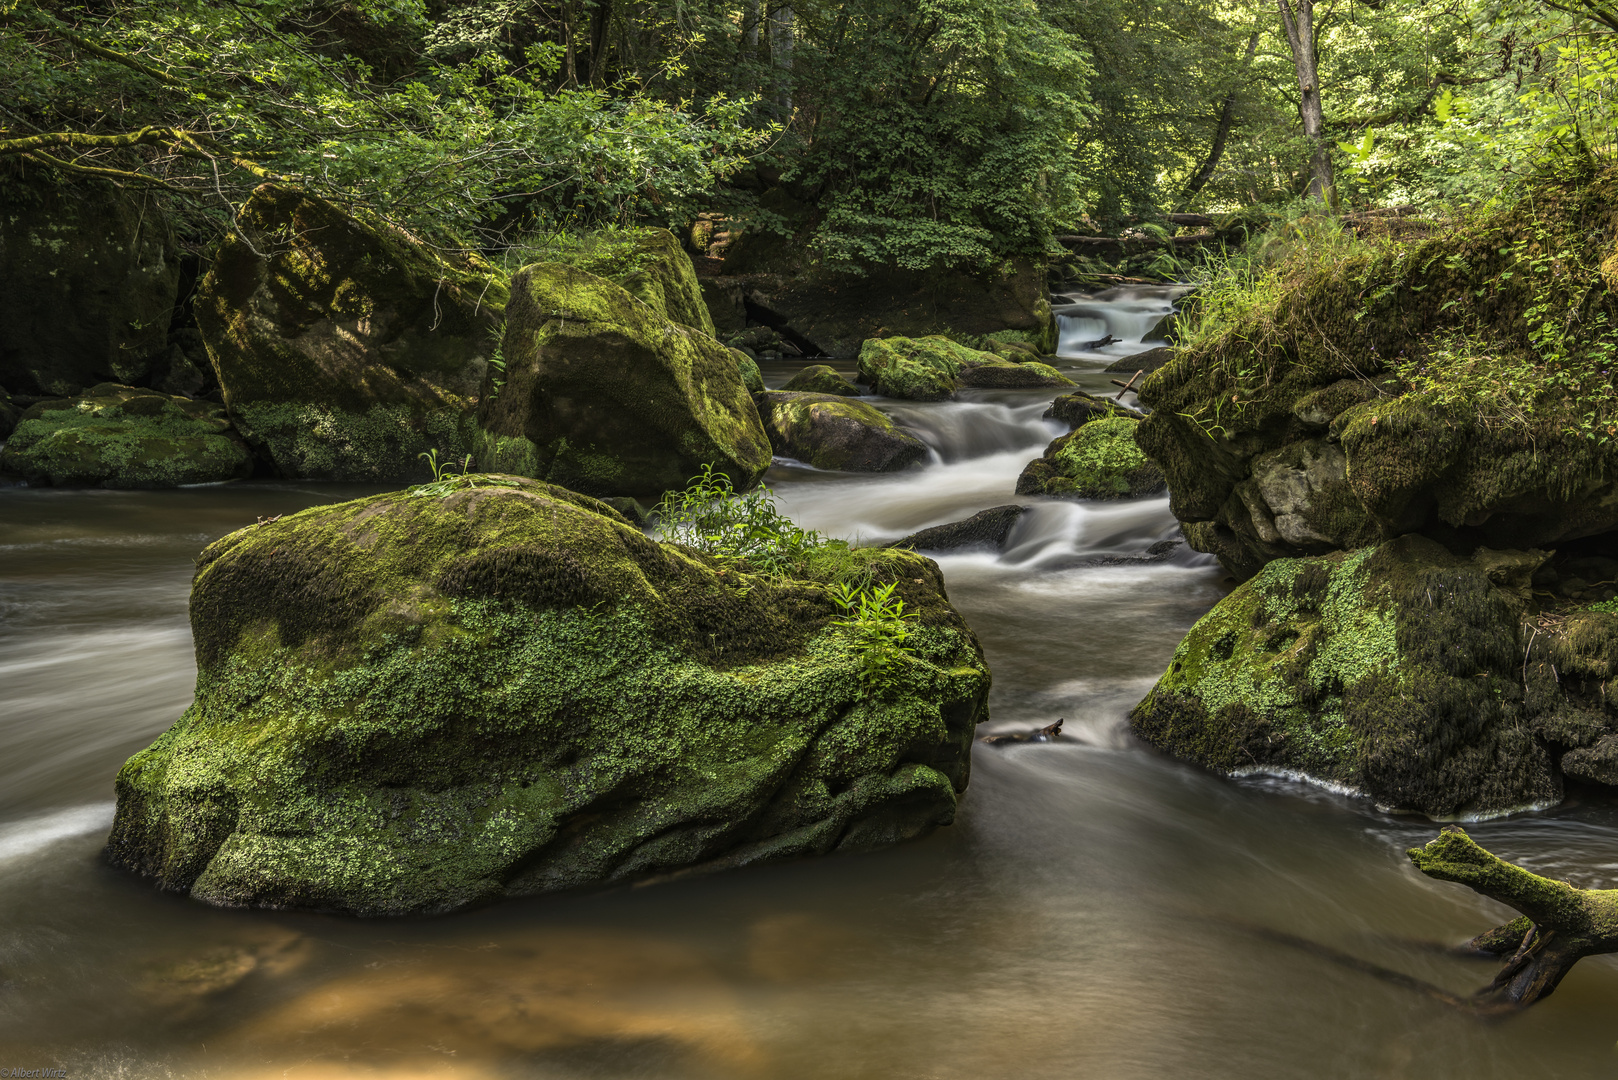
(1408, 826, 1618, 1009)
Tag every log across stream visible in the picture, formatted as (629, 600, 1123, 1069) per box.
(4, 288, 1618, 1076)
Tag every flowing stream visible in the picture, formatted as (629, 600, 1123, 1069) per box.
(4, 288, 1618, 1077)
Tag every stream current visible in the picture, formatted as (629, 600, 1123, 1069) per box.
(4, 287, 1618, 1077)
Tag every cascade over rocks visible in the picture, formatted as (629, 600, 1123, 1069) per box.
(474, 260, 772, 498)
(1, 384, 250, 488)
(0, 177, 182, 397)
(105, 480, 990, 915)
(757, 391, 928, 472)
(196, 184, 506, 482)
(1131, 535, 1562, 817)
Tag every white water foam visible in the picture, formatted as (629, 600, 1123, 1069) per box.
(0, 803, 114, 864)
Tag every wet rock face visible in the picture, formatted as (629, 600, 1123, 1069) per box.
(1102, 347, 1175, 374)
(105, 481, 990, 915)
(1044, 390, 1142, 430)
(196, 183, 507, 482)
(1131, 536, 1564, 818)
(756, 391, 927, 473)
(0, 178, 182, 397)
(0, 384, 250, 488)
(1016, 415, 1166, 500)
(475, 261, 772, 498)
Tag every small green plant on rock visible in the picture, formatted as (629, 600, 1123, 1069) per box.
(830, 580, 919, 699)
(652, 465, 828, 576)
(408, 449, 519, 498)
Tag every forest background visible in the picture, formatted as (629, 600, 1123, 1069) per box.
(4, 0, 1618, 274)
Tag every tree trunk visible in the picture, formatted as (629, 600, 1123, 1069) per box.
(588, 0, 614, 87)
(1181, 29, 1260, 204)
(769, 3, 794, 118)
(1408, 827, 1618, 1009)
(1275, 0, 1335, 203)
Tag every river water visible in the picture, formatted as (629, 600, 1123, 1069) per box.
(3, 288, 1618, 1077)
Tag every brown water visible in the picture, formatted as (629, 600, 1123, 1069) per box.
(4, 290, 1618, 1077)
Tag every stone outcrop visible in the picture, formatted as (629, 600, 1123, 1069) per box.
(0, 384, 250, 488)
(105, 480, 990, 915)
(196, 184, 506, 481)
(0, 178, 182, 397)
(757, 391, 927, 472)
(475, 260, 771, 497)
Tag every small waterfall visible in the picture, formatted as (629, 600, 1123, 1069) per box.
(1052, 284, 1191, 359)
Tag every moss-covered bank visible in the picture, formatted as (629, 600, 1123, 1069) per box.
(106, 480, 990, 914)
(1138, 172, 1618, 578)
(1, 384, 250, 488)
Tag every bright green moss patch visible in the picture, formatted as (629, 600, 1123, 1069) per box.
(1015, 414, 1166, 500)
(108, 480, 990, 913)
(0, 383, 250, 488)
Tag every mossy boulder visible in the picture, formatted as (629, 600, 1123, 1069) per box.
(1131, 536, 1560, 817)
(1016, 415, 1166, 499)
(955, 358, 1074, 390)
(0, 384, 250, 488)
(757, 391, 928, 472)
(0, 176, 181, 396)
(1103, 347, 1175, 374)
(1044, 390, 1143, 429)
(196, 184, 506, 481)
(104, 480, 991, 915)
(539, 227, 715, 336)
(474, 261, 771, 498)
(1138, 174, 1618, 580)
(783, 364, 861, 396)
(857, 337, 963, 400)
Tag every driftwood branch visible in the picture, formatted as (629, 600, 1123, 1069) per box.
(1408, 826, 1618, 1008)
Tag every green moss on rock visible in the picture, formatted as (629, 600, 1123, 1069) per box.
(106, 480, 990, 915)
(757, 391, 928, 472)
(1015, 415, 1165, 499)
(783, 364, 861, 396)
(0, 384, 250, 488)
(475, 260, 771, 498)
(195, 183, 506, 481)
(1130, 536, 1560, 817)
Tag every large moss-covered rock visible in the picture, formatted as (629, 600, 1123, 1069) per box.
(1016, 415, 1165, 499)
(1138, 174, 1618, 580)
(105, 481, 990, 915)
(196, 184, 506, 481)
(0, 384, 250, 488)
(539, 227, 715, 336)
(783, 364, 861, 396)
(857, 337, 961, 400)
(758, 391, 927, 472)
(955, 358, 1074, 390)
(1044, 390, 1142, 429)
(1131, 536, 1560, 817)
(0, 176, 181, 396)
(476, 261, 771, 497)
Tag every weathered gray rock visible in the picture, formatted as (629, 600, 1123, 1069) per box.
(1103, 347, 1175, 374)
(894, 505, 1029, 552)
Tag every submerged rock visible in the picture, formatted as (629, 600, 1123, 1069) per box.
(1044, 390, 1143, 429)
(475, 260, 771, 497)
(196, 184, 506, 481)
(783, 364, 861, 396)
(757, 391, 927, 472)
(0, 178, 182, 397)
(1016, 415, 1165, 500)
(105, 481, 990, 914)
(893, 505, 1029, 553)
(1130, 536, 1560, 817)
(0, 384, 250, 488)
